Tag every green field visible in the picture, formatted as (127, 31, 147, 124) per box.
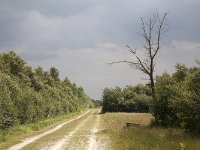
(100, 112, 200, 150)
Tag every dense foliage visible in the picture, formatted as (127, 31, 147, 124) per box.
(0, 51, 93, 130)
(102, 85, 151, 113)
(153, 63, 200, 135)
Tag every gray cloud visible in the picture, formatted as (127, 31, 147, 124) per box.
(20, 50, 58, 61)
(0, 0, 200, 99)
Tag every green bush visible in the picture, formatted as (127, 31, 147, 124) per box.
(154, 64, 200, 135)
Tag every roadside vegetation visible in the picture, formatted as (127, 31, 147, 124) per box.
(0, 51, 93, 143)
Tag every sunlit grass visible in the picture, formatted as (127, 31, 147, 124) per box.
(100, 112, 200, 150)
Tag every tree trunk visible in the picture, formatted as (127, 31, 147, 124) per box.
(150, 75, 155, 99)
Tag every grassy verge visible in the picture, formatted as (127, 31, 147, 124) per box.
(0, 110, 87, 149)
(100, 112, 200, 150)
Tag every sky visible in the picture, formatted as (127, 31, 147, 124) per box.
(0, 0, 200, 99)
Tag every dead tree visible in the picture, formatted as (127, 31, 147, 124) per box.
(109, 12, 169, 100)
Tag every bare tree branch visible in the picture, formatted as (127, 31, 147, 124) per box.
(109, 12, 169, 100)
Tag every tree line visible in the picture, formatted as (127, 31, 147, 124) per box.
(102, 84, 151, 113)
(0, 51, 93, 130)
(102, 62, 200, 135)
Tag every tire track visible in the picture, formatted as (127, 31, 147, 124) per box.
(45, 113, 91, 150)
(88, 114, 100, 150)
(8, 110, 90, 150)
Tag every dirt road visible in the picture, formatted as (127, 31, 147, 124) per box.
(7, 109, 110, 150)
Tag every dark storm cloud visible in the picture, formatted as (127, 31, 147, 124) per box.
(0, 0, 96, 17)
(0, 0, 99, 52)
(0, 0, 200, 51)
(0, 0, 200, 99)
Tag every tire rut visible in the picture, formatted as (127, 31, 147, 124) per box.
(7, 109, 110, 150)
(44, 112, 92, 150)
(7, 110, 90, 150)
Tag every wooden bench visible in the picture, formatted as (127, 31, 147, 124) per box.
(126, 122, 140, 127)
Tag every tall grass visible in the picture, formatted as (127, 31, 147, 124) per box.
(100, 112, 200, 150)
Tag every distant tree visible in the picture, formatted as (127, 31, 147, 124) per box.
(102, 87, 123, 112)
(109, 13, 169, 101)
(123, 85, 150, 112)
(0, 51, 26, 76)
(102, 85, 150, 113)
(35, 66, 44, 77)
(63, 77, 72, 86)
(50, 67, 59, 81)
(173, 64, 188, 82)
(92, 100, 102, 107)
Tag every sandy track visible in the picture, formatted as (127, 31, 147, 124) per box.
(8, 110, 90, 150)
(8, 109, 111, 150)
(47, 114, 90, 150)
(45, 109, 100, 150)
(88, 114, 100, 150)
